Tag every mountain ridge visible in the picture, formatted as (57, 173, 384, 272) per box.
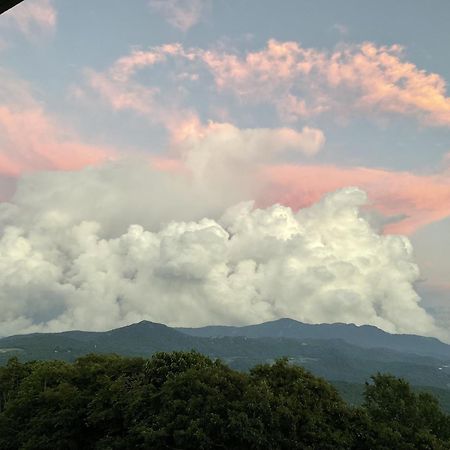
(1, 318, 450, 390)
(177, 317, 450, 360)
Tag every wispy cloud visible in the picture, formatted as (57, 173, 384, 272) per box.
(2, 0, 56, 41)
(0, 70, 116, 179)
(201, 40, 450, 126)
(81, 40, 450, 128)
(78, 43, 199, 139)
(148, 0, 209, 31)
(331, 23, 349, 36)
(79, 43, 326, 161)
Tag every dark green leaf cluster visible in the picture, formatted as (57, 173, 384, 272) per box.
(0, 352, 449, 449)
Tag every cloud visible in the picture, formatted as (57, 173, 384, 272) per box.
(0, 70, 116, 179)
(81, 44, 203, 138)
(411, 215, 450, 289)
(2, 0, 56, 41)
(72, 40, 450, 244)
(3, 64, 447, 240)
(81, 58, 325, 170)
(4, 63, 448, 240)
(84, 40, 450, 127)
(0, 162, 443, 341)
(84, 69, 159, 117)
(263, 164, 450, 235)
(202, 40, 450, 126)
(332, 23, 349, 36)
(148, 0, 209, 31)
(177, 121, 325, 194)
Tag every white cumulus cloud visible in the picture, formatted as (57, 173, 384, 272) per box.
(0, 162, 443, 341)
(177, 121, 325, 197)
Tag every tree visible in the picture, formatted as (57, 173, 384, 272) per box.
(249, 358, 355, 449)
(1, 353, 449, 449)
(362, 373, 450, 449)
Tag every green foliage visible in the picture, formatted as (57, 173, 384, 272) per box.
(361, 373, 450, 449)
(0, 352, 449, 449)
(248, 358, 354, 449)
(143, 350, 215, 387)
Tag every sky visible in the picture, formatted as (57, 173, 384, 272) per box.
(0, 0, 450, 339)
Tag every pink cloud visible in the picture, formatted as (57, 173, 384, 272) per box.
(0, 107, 114, 177)
(201, 40, 450, 126)
(200, 40, 312, 95)
(81, 44, 327, 153)
(262, 164, 450, 235)
(82, 45, 200, 138)
(108, 43, 185, 82)
(0, 71, 116, 180)
(129, 118, 450, 237)
(148, 0, 209, 31)
(85, 69, 158, 116)
(83, 40, 450, 127)
(135, 153, 450, 237)
(3, 0, 56, 40)
(84, 53, 326, 160)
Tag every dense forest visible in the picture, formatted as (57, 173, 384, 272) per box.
(1, 352, 450, 449)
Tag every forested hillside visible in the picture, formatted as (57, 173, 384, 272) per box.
(2, 320, 450, 413)
(1, 352, 450, 449)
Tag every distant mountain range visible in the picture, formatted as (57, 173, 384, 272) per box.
(1, 318, 450, 410)
(179, 318, 450, 360)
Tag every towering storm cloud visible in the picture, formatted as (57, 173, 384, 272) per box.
(0, 162, 442, 341)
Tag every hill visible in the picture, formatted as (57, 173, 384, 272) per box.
(178, 318, 450, 360)
(1, 320, 450, 402)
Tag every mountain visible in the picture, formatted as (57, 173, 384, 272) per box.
(178, 318, 450, 360)
(0, 321, 197, 363)
(2, 319, 450, 411)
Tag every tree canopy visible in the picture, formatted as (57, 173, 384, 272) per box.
(0, 352, 449, 449)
